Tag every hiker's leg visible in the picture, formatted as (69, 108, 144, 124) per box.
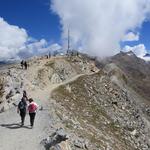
(29, 113, 34, 126)
(20, 112, 24, 125)
(22, 112, 26, 125)
(32, 113, 36, 126)
(30, 113, 36, 126)
(29, 113, 32, 126)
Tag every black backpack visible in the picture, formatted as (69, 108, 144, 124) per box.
(18, 100, 27, 111)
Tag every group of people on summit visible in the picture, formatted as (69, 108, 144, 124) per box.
(17, 90, 38, 128)
(21, 60, 28, 70)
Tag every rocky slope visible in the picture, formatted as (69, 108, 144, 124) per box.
(51, 53, 150, 150)
(0, 55, 97, 112)
(0, 54, 98, 150)
(51, 70, 150, 149)
(0, 53, 150, 150)
(110, 51, 150, 102)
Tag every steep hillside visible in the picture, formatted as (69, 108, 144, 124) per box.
(110, 51, 150, 102)
(51, 69, 150, 150)
(0, 55, 97, 112)
(0, 54, 98, 150)
(0, 53, 150, 150)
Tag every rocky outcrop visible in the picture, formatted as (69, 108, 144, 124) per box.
(41, 128, 90, 150)
(41, 128, 69, 150)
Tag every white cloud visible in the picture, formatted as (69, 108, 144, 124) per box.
(122, 32, 139, 42)
(51, 0, 150, 57)
(18, 39, 48, 58)
(0, 17, 28, 60)
(123, 44, 150, 61)
(47, 43, 62, 52)
(19, 40, 62, 58)
(123, 44, 147, 57)
(0, 17, 61, 61)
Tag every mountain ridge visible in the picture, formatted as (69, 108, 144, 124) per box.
(0, 53, 150, 150)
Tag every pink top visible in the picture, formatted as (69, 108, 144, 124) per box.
(28, 102, 38, 113)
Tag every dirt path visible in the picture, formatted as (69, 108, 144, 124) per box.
(0, 106, 50, 150)
(0, 70, 85, 150)
(0, 54, 98, 150)
(0, 65, 53, 150)
(0, 88, 51, 150)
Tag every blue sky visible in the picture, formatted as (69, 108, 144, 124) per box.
(138, 22, 150, 51)
(122, 21, 150, 51)
(0, 0, 61, 43)
(0, 0, 150, 60)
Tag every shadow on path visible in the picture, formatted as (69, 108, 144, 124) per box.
(0, 123, 31, 129)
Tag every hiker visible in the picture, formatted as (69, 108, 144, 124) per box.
(28, 98, 38, 128)
(17, 96, 27, 126)
(49, 52, 51, 58)
(23, 90, 28, 101)
(24, 61, 28, 70)
(21, 60, 24, 69)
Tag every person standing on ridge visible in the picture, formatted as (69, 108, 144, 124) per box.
(17, 96, 27, 126)
(28, 98, 38, 128)
(21, 60, 24, 69)
(24, 61, 28, 70)
(49, 52, 51, 58)
(23, 90, 28, 101)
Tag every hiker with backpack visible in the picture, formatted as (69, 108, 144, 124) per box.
(28, 98, 38, 128)
(17, 96, 27, 126)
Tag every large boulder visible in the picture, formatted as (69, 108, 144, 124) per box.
(41, 128, 69, 150)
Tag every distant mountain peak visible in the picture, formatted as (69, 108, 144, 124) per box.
(115, 51, 137, 59)
(126, 51, 135, 56)
(143, 53, 150, 57)
(119, 50, 136, 55)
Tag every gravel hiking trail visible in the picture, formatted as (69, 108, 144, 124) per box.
(0, 64, 86, 150)
(0, 88, 52, 150)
